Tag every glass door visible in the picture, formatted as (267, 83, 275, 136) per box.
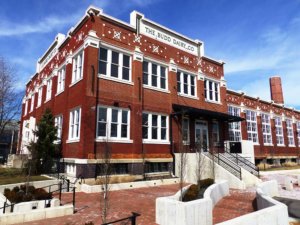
(195, 120, 209, 152)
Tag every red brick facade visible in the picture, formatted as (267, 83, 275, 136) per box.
(18, 6, 300, 177)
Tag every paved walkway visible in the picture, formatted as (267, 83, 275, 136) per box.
(19, 184, 180, 225)
(213, 188, 256, 224)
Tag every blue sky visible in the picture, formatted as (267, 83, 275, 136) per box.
(1, 0, 300, 108)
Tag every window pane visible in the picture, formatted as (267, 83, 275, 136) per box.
(177, 72, 181, 92)
(152, 127, 158, 139)
(98, 123, 106, 136)
(98, 108, 107, 121)
(161, 116, 166, 127)
(152, 115, 158, 127)
(122, 68, 129, 80)
(111, 64, 118, 78)
(160, 67, 165, 78)
(142, 127, 148, 139)
(161, 128, 166, 140)
(121, 124, 127, 138)
(143, 72, 148, 85)
(123, 55, 130, 67)
(112, 51, 119, 64)
(142, 113, 148, 125)
(111, 124, 117, 137)
(111, 109, 118, 122)
(122, 111, 128, 123)
(191, 86, 195, 96)
(99, 48, 107, 61)
(152, 74, 157, 87)
(160, 77, 166, 89)
(152, 64, 157, 75)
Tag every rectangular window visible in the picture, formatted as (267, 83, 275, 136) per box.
(146, 162, 169, 173)
(142, 113, 168, 142)
(286, 119, 295, 146)
(275, 117, 284, 145)
(98, 47, 131, 82)
(142, 61, 167, 90)
(30, 94, 35, 112)
(212, 121, 220, 144)
(261, 113, 272, 145)
(204, 80, 220, 102)
(176, 71, 196, 97)
(69, 108, 81, 140)
(182, 118, 190, 144)
(24, 100, 28, 116)
(228, 106, 241, 141)
(96, 106, 130, 140)
(55, 115, 63, 140)
(246, 110, 258, 143)
(296, 122, 300, 147)
(37, 87, 43, 107)
(57, 66, 65, 93)
(72, 51, 84, 83)
(46, 78, 52, 101)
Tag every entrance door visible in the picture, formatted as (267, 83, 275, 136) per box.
(195, 120, 209, 152)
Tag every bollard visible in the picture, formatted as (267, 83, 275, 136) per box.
(297, 175, 300, 186)
(284, 177, 293, 191)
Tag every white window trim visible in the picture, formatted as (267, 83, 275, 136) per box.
(30, 94, 35, 112)
(96, 105, 131, 141)
(286, 119, 295, 147)
(98, 46, 132, 82)
(261, 113, 273, 145)
(177, 71, 197, 98)
(228, 106, 241, 142)
(182, 117, 190, 145)
(143, 60, 168, 91)
(71, 50, 84, 84)
(54, 115, 63, 142)
(142, 112, 169, 144)
(67, 107, 81, 142)
(37, 86, 43, 108)
(24, 100, 28, 116)
(56, 66, 66, 95)
(204, 79, 220, 103)
(246, 110, 259, 144)
(275, 116, 285, 146)
(45, 78, 52, 102)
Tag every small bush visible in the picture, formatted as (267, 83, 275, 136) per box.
(12, 186, 20, 193)
(34, 188, 52, 200)
(282, 161, 298, 167)
(257, 163, 272, 170)
(182, 184, 199, 202)
(198, 178, 214, 188)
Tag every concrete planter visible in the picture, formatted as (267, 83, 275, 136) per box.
(156, 180, 229, 225)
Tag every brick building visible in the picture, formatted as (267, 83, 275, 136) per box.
(18, 6, 299, 178)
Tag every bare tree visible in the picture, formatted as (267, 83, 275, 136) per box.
(97, 141, 112, 223)
(194, 140, 205, 190)
(0, 57, 21, 136)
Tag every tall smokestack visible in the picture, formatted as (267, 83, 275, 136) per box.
(269, 76, 284, 104)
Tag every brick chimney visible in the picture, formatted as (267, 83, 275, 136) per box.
(269, 76, 284, 104)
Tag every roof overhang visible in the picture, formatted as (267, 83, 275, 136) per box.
(172, 104, 244, 122)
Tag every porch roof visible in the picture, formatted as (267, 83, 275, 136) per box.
(172, 104, 244, 122)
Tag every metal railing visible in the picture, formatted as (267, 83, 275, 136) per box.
(102, 212, 141, 225)
(205, 151, 242, 180)
(223, 144, 260, 177)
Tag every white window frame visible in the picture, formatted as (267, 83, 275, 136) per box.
(24, 100, 28, 116)
(246, 110, 259, 143)
(72, 51, 84, 84)
(55, 115, 63, 141)
(261, 113, 272, 145)
(228, 106, 241, 141)
(275, 116, 284, 146)
(30, 94, 35, 112)
(142, 112, 169, 144)
(98, 46, 132, 83)
(212, 121, 220, 144)
(45, 78, 52, 101)
(204, 79, 220, 103)
(177, 71, 197, 98)
(143, 60, 168, 91)
(37, 87, 43, 107)
(286, 119, 295, 146)
(182, 117, 190, 144)
(57, 66, 66, 94)
(68, 108, 81, 141)
(296, 121, 300, 147)
(96, 106, 131, 142)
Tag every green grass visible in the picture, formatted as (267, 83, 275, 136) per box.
(0, 168, 51, 185)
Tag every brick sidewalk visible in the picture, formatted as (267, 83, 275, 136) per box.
(213, 189, 256, 224)
(19, 184, 180, 225)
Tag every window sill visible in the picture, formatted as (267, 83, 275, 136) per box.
(276, 144, 285, 147)
(253, 143, 260, 146)
(177, 93, 199, 100)
(288, 145, 296, 147)
(95, 138, 133, 143)
(54, 140, 61, 144)
(69, 77, 83, 88)
(44, 98, 51, 104)
(66, 139, 80, 143)
(143, 140, 170, 145)
(36, 105, 41, 109)
(143, 85, 170, 94)
(263, 143, 273, 146)
(98, 74, 134, 86)
(55, 90, 65, 97)
(205, 99, 222, 105)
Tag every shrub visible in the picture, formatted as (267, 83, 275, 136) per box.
(257, 163, 272, 170)
(182, 184, 199, 202)
(34, 188, 52, 200)
(198, 178, 214, 188)
(282, 161, 298, 167)
(12, 186, 20, 193)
